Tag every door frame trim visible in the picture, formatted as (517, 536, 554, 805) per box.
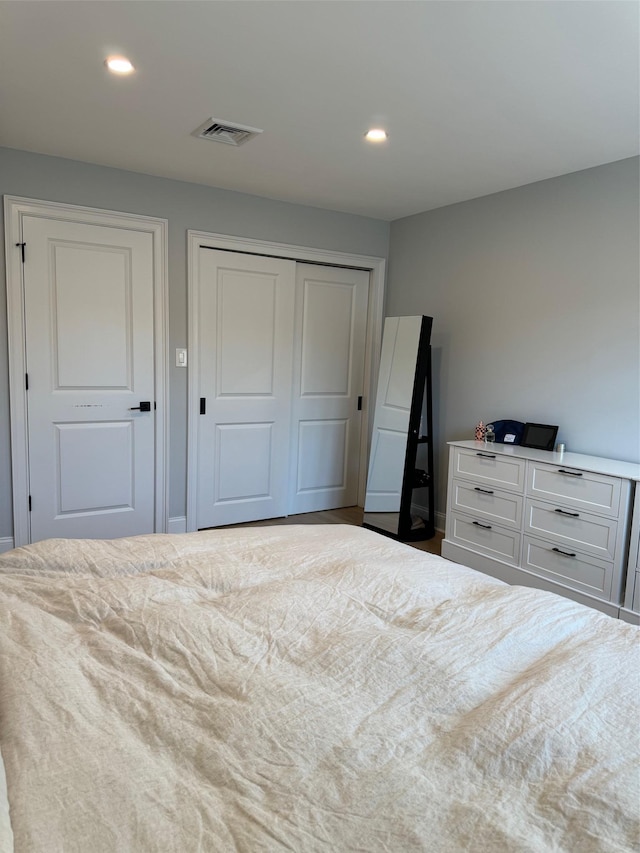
(186, 229, 386, 532)
(4, 196, 169, 545)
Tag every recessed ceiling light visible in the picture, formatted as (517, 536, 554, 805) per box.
(365, 128, 388, 142)
(105, 56, 135, 75)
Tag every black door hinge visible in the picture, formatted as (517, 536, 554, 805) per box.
(28, 495, 32, 512)
(25, 373, 29, 391)
(200, 398, 206, 415)
(357, 395, 363, 411)
(16, 242, 26, 263)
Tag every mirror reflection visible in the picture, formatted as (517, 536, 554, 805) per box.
(363, 315, 434, 540)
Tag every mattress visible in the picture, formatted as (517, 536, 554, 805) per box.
(0, 524, 638, 852)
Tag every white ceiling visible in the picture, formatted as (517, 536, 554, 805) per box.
(0, 1, 638, 221)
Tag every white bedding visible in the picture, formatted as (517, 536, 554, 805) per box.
(0, 524, 638, 852)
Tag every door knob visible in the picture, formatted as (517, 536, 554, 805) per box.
(129, 401, 151, 412)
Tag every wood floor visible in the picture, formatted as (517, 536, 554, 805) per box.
(225, 506, 444, 557)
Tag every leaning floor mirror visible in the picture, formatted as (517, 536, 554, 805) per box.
(363, 315, 435, 541)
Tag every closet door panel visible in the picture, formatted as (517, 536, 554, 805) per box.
(290, 265, 369, 514)
(196, 249, 295, 528)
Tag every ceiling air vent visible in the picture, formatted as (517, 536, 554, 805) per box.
(193, 118, 263, 147)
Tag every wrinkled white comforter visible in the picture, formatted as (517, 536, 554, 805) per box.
(0, 525, 638, 852)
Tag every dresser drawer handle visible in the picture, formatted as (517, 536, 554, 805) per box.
(552, 547, 576, 558)
(472, 521, 492, 530)
(474, 487, 494, 495)
(476, 453, 496, 459)
(558, 469, 583, 476)
(554, 508, 580, 517)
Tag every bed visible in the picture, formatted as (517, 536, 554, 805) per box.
(0, 524, 638, 852)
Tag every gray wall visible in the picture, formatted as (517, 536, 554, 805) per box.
(388, 157, 640, 519)
(3, 149, 637, 539)
(0, 146, 390, 538)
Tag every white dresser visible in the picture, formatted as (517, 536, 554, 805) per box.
(442, 441, 640, 619)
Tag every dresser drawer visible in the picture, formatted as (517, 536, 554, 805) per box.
(450, 479, 523, 529)
(522, 536, 614, 600)
(524, 499, 619, 561)
(452, 447, 526, 493)
(448, 512, 521, 565)
(527, 462, 621, 518)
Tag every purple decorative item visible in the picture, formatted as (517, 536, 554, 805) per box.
(475, 420, 485, 441)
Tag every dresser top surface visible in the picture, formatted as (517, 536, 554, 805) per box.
(448, 440, 640, 481)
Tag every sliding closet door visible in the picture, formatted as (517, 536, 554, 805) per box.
(196, 249, 295, 528)
(288, 264, 369, 514)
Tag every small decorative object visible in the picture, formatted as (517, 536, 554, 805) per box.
(475, 420, 485, 441)
(485, 423, 495, 443)
(487, 419, 525, 444)
(555, 442, 566, 454)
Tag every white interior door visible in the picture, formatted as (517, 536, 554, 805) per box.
(23, 215, 156, 541)
(289, 264, 369, 514)
(196, 249, 296, 528)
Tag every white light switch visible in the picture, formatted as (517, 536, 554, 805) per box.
(176, 348, 188, 367)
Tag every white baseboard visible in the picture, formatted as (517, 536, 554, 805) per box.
(0, 536, 15, 554)
(435, 511, 446, 533)
(619, 606, 640, 625)
(167, 516, 187, 535)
